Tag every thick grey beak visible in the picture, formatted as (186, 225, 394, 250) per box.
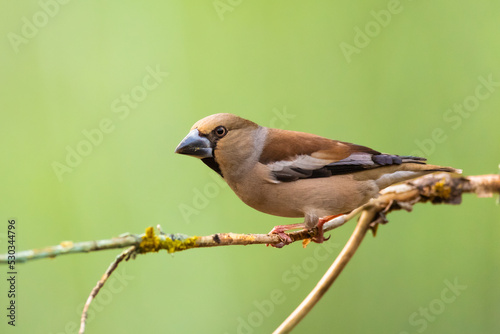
(175, 129, 213, 158)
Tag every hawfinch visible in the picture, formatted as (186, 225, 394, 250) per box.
(175, 113, 460, 246)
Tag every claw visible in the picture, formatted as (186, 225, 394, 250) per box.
(311, 214, 342, 244)
(311, 231, 331, 243)
(267, 215, 341, 247)
(267, 223, 305, 248)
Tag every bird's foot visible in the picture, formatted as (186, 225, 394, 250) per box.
(311, 214, 342, 243)
(267, 223, 306, 248)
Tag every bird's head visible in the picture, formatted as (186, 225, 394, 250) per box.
(175, 113, 260, 176)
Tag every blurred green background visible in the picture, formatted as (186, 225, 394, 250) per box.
(1, 1, 499, 333)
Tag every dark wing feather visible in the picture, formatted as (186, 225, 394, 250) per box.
(260, 129, 426, 182)
(268, 153, 426, 182)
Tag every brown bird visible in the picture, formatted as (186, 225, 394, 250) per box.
(175, 113, 460, 246)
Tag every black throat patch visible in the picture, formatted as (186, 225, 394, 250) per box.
(201, 157, 223, 177)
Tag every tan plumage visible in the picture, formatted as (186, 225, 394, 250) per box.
(175, 113, 461, 245)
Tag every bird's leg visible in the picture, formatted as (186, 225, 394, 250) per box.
(268, 214, 342, 247)
(267, 223, 306, 248)
(311, 214, 342, 243)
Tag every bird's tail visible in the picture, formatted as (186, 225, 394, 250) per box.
(373, 159, 462, 189)
(398, 156, 462, 174)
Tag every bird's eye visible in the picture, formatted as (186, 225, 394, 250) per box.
(214, 126, 227, 138)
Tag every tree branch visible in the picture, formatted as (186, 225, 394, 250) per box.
(274, 206, 377, 334)
(0, 172, 498, 334)
(1, 173, 497, 265)
(79, 246, 136, 334)
(272, 172, 500, 333)
(0, 209, 353, 263)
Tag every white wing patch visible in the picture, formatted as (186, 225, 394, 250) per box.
(267, 155, 331, 172)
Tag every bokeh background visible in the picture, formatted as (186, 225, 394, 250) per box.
(1, 1, 499, 333)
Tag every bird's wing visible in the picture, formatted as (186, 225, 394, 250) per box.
(260, 129, 425, 183)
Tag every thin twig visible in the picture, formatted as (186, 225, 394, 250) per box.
(1, 235, 141, 263)
(273, 206, 377, 334)
(79, 246, 136, 334)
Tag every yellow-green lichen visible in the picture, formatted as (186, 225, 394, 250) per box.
(139, 227, 161, 253)
(432, 179, 452, 199)
(160, 236, 198, 254)
(139, 226, 198, 254)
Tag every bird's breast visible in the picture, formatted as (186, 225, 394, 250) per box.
(226, 168, 383, 220)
